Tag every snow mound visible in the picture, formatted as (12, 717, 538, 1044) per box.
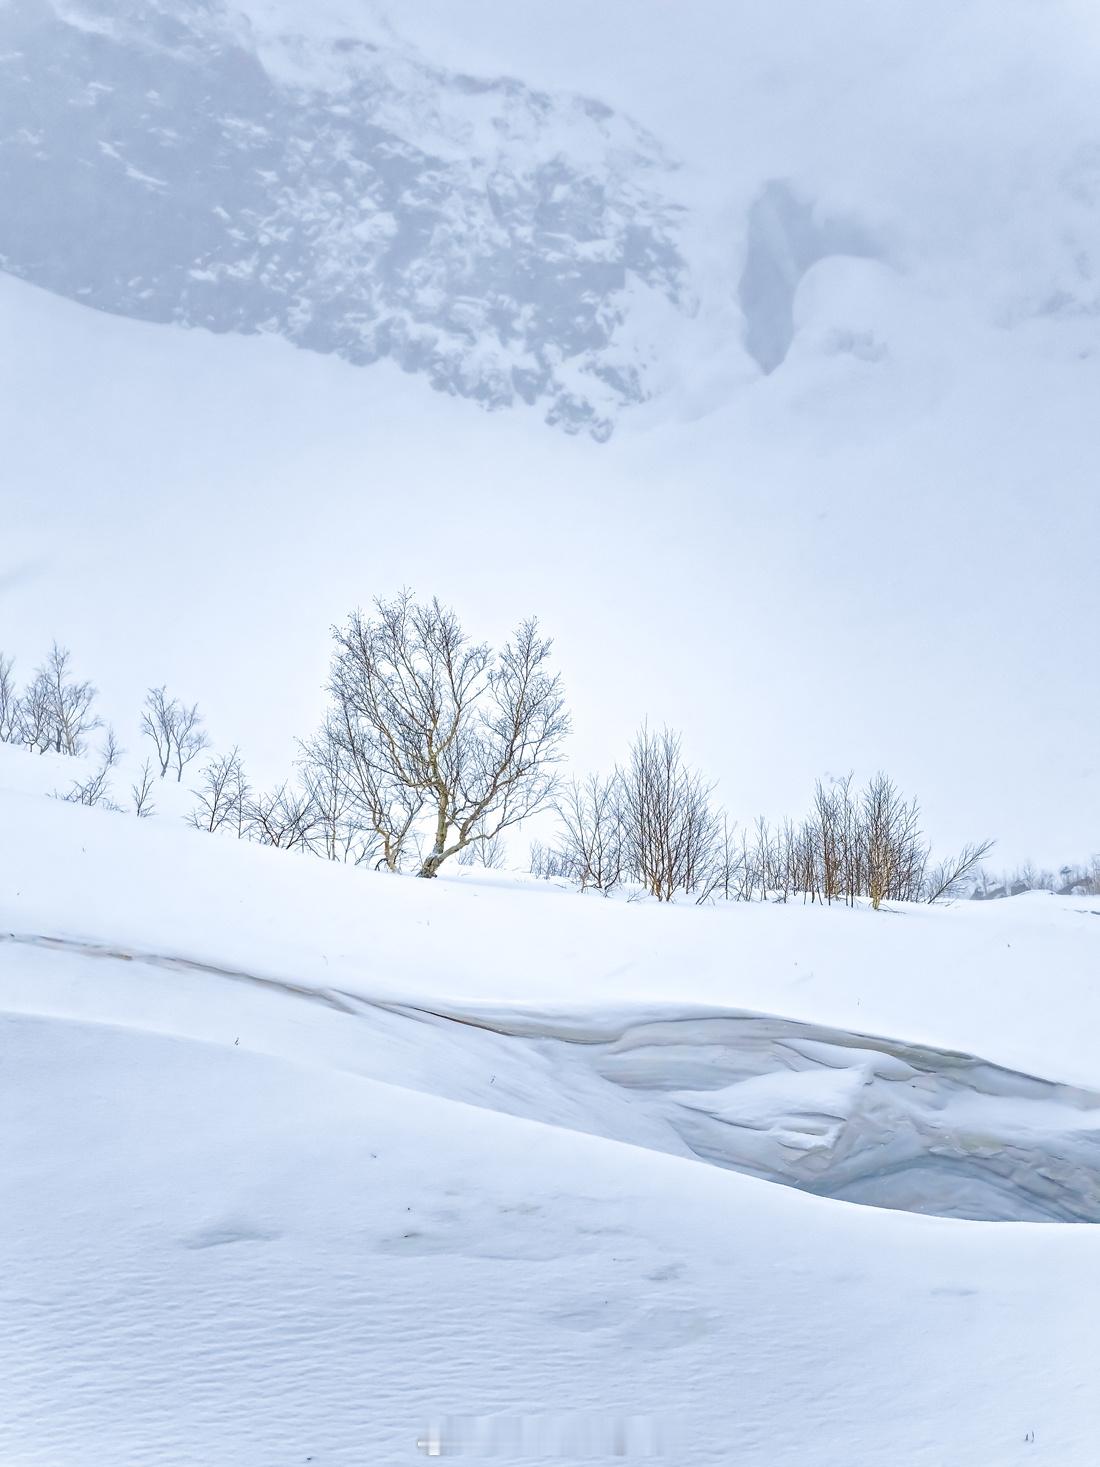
(2, 761, 1100, 1459)
(3, 752, 1100, 1223)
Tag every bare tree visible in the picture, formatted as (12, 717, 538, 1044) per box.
(188, 748, 250, 835)
(298, 726, 379, 866)
(306, 712, 422, 872)
(142, 686, 174, 775)
(23, 643, 100, 756)
(17, 669, 52, 753)
(0, 654, 20, 744)
(243, 781, 318, 852)
(131, 759, 157, 818)
(59, 727, 121, 809)
(47, 643, 101, 755)
(617, 726, 722, 902)
(714, 814, 745, 901)
(554, 773, 624, 892)
(529, 840, 569, 880)
(142, 686, 210, 781)
(923, 839, 996, 903)
(732, 772, 990, 908)
(171, 701, 209, 782)
(329, 594, 569, 879)
(862, 772, 925, 908)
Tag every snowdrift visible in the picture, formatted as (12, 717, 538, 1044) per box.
(4, 743, 1100, 1223)
(3, 748, 1100, 1461)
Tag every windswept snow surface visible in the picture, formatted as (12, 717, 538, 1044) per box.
(2, 749, 1100, 1462)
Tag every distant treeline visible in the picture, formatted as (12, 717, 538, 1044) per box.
(2, 600, 1009, 906)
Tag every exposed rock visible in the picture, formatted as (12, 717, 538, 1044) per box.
(0, 0, 686, 436)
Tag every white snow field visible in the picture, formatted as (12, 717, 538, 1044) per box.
(3, 747, 1100, 1464)
(4, 2, 1100, 1461)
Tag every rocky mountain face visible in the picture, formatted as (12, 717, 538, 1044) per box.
(0, 0, 687, 437)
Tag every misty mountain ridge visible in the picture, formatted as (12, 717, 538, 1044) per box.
(2, 0, 692, 437)
(3, 0, 1100, 437)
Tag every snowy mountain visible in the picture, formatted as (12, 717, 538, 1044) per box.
(7, 0, 1100, 443)
(2, 0, 1099, 861)
(2, 0, 688, 437)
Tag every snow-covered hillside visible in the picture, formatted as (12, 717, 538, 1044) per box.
(3, 747, 1100, 1461)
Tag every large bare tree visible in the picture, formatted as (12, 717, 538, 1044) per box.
(328, 594, 569, 878)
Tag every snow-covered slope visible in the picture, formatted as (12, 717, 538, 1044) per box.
(2, 750, 1100, 1462)
(9, 1005, 1100, 1465)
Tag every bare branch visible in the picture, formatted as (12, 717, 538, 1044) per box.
(188, 748, 249, 835)
(0, 654, 20, 744)
(328, 596, 569, 878)
(142, 686, 210, 780)
(131, 758, 157, 818)
(923, 839, 996, 904)
(58, 727, 121, 809)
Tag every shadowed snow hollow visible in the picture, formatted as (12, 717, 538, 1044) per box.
(3, 759, 1100, 1228)
(7, 928, 1100, 1224)
(339, 1000, 1100, 1225)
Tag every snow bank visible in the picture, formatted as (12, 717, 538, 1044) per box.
(2, 744, 1097, 1088)
(2, 753, 1100, 1460)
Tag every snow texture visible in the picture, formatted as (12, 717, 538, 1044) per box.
(2, 750, 1100, 1462)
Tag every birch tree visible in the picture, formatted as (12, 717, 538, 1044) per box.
(328, 594, 569, 878)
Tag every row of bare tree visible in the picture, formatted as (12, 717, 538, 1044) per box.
(972, 857, 1100, 900)
(2, 596, 569, 879)
(0, 644, 217, 814)
(727, 774, 992, 907)
(531, 727, 725, 901)
(2, 603, 994, 901)
(533, 746, 992, 907)
(0, 644, 101, 757)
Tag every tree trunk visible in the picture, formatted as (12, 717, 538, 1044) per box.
(418, 793, 451, 878)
